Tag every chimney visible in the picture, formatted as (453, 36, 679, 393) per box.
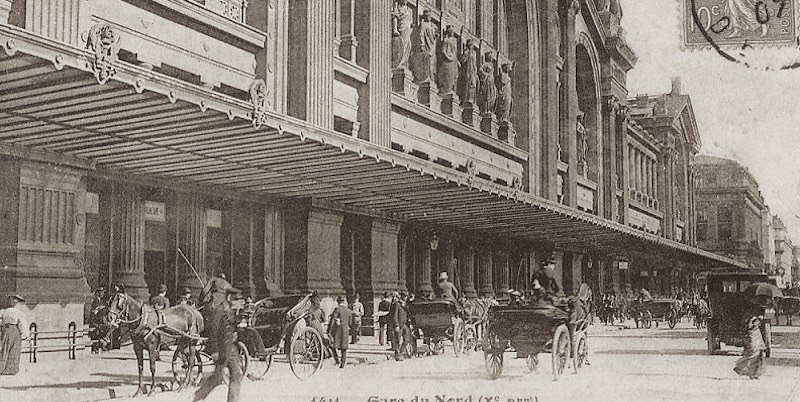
(670, 76, 681, 95)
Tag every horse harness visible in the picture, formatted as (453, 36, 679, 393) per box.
(110, 294, 203, 342)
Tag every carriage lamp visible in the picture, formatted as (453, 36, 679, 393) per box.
(429, 231, 439, 251)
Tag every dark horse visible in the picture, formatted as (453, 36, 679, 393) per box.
(106, 293, 204, 396)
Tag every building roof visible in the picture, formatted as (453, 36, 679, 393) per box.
(627, 90, 701, 152)
(694, 154, 737, 166)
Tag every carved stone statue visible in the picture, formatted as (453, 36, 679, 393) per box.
(477, 52, 497, 114)
(391, 0, 413, 70)
(495, 62, 513, 122)
(410, 10, 438, 84)
(437, 25, 460, 96)
(458, 39, 479, 107)
(576, 111, 588, 176)
(86, 23, 120, 85)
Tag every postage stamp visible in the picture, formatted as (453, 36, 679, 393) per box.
(683, 0, 797, 48)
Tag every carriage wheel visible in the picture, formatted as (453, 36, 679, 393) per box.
(464, 325, 477, 354)
(453, 320, 466, 357)
(484, 351, 503, 380)
(551, 324, 570, 381)
(526, 354, 538, 372)
(171, 348, 202, 388)
(246, 353, 273, 381)
(289, 326, 324, 381)
(573, 332, 588, 372)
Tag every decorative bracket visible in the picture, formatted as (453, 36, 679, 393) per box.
(249, 79, 269, 129)
(86, 23, 120, 85)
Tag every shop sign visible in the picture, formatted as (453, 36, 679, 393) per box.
(618, 261, 629, 270)
(86, 192, 99, 214)
(206, 209, 222, 228)
(144, 201, 166, 222)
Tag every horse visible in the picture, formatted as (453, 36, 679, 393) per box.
(106, 293, 204, 396)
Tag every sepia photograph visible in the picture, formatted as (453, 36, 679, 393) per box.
(0, 0, 798, 401)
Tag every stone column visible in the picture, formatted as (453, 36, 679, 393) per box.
(619, 107, 630, 224)
(478, 246, 494, 297)
(367, 0, 392, 146)
(602, 97, 619, 221)
(177, 195, 207, 295)
(437, 238, 455, 282)
(562, 0, 580, 208)
(542, 0, 561, 200)
(417, 237, 434, 297)
(288, 0, 335, 128)
(111, 185, 149, 300)
(459, 244, 477, 298)
(494, 249, 510, 296)
(231, 205, 257, 298)
(398, 234, 408, 291)
(306, 208, 345, 295)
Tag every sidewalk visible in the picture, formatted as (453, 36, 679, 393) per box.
(0, 336, 393, 402)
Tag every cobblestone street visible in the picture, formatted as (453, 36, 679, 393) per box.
(2, 322, 798, 402)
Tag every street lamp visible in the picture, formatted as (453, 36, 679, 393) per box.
(429, 231, 439, 251)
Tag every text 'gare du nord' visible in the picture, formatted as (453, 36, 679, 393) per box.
(0, 0, 745, 347)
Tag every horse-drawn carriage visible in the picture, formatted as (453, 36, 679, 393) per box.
(482, 301, 588, 380)
(631, 299, 681, 329)
(172, 293, 326, 385)
(408, 300, 467, 356)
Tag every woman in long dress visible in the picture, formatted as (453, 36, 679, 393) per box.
(0, 295, 29, 375)
(734, 314, 766, 379)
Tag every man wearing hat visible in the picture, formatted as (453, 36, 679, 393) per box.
(388, 292, 411, 361)
(534, 259, 562, 300)
(436, 272, 460, 307)
(328, 295, 355, 369)
(150, 284, 170, 310)
(178, 287, 194, 306)
(377, 292, 392, 347)
(0, 295, 29, 375)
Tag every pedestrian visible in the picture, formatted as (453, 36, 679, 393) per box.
(193, 284, 242, 402)
(377, 292, 391, 347)
(329, 295, 355, 368)
(308, 293, 336, 363)
(734, 311, 767, 379)
(89, 286, 107, 353)
(534, 259, 562, 300)
(0, 295, 29, 375)
(350, 293, 364, 344)
(178, 287, 194, 306)
(389, 292, 411, 361)
(150, 283, 170, 310)
(198, 272, 240, 360)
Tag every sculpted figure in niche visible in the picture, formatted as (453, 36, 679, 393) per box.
(577, 111, 588, 176)
(437, 25, 460, 96)
(495, 62, 514, 122)
(458, 39, 479, 106)
(477, 51, 497, 114)
(410, 10, 438, 84)
(391, 0, 413, 69)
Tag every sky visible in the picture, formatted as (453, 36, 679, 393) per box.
(620, 0, 800, 241)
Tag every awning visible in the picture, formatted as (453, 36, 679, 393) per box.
(0, 24, 745, 270)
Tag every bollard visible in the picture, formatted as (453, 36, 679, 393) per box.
(29, 322, 37, 363)
(68, 321, 77, 360)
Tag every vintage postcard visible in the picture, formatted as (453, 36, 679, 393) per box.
(0, 0, 798, 401)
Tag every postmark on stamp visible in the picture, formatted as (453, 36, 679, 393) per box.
(684, 0, 796, 48)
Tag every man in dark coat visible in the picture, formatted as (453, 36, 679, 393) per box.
(533, 259, 562, 300)
(150, 284, 170, 310)
(377, 292, 391, 347)
(328, 295, 355, 369)
(198, 273, 240, 358)
(389, 292, 411, 361)
(193, 286, 242, 402)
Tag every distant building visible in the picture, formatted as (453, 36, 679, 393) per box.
(693, 155, 765, 270)
(773, 217, 794, 288)
(762, 208, 776, 273)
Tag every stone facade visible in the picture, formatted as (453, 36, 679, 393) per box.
(0, 0, 722, 346)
